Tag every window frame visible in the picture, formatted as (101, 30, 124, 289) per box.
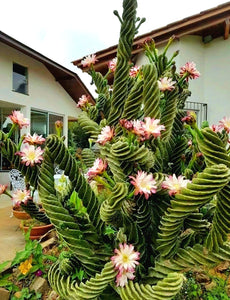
(12, 62, 29, 95)
(30, 109, 64, 137)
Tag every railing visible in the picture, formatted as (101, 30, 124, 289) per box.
(184, 101, 208, 127)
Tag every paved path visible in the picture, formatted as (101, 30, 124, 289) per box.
(0, 195, 25, 265)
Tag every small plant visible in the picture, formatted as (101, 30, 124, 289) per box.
(174, 273, 202, 300)
(11, 229, 57, 277)
(0, 230, 58, 299)
(11, 287, 42, 300)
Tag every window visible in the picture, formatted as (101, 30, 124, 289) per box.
(184, 101, 207, 127)
(31, 110, 63, 137)
(13, 63, 28, 94)
(31, 111, 48, 137)
(0, 107, 20, 171)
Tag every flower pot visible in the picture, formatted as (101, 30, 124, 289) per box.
(12, 207, 31, 220)
(20, 222, 53, 240)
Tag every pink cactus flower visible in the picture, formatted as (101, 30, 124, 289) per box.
(188, 140, 192, 147)
(12, 189, 31, 206)
(132, 120, 145, 137)
(111, 243, 140, 273)
(9, 110, 30, 129)
(108, 57, 117, 72)
(219, 117, 230, 133)
(180, 62, 200, 81)
(77, 94, 90, 108)
(23, 133, 46, 145)
(16, 144, 44, 166)
(119, 119, 134, 131)
(55, 120, 63, 129)
(97, 126, 115, 145)
(210, 124, 221, 133)
(81, 54, 98, 67)
(181, 111, 196, 125)
(196, 152, 203, 158)
(86, 158, 107, 179)
(157, 77, 176, 91)
(115, 270, 135, 287)
(162, 174, 191, 196)
(129, 65, 140, 77)
(0, 184, 7, 195)
(143, 117, 165, 139)
(129, 171, 157, 199)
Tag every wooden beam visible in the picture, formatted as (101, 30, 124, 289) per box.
(224, 18, 230, 40)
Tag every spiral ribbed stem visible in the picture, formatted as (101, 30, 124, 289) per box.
(81, 148, 95, 168)
(45, 135, 105, 234)
(142, 64, 161, 119)
(161, 89, 179, 141)
(91, 71, 110, 98)
(20, 200, 50, 224)
(205, 183, 230, 252)
(196, 127, 230, 251)
(100, 143, 126, 183)
(118, 273, 184, 300)
(157, 164, 229, 258)
(121, 79, 144, 120)
(108, 0, 137, 126)
(77, 112, 100, 141)
(100, 182, 128, 225)
(38, 149, 110, 277)
(197, 127, 230, 168)
(147, 243, 230, 283)
(48, 261, 117, 300)
(110, 140, 154, 170)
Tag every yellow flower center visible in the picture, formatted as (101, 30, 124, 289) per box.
(225, 121, 230, 128)
(19, 193, 27, 201)
(122, 254, 129, 263)
(173, 183, 180, 192)
(27, 150, 36, 161)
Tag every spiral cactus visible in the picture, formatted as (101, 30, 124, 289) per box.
(2, 0, 230, 299)
(107, 0, 138, 126)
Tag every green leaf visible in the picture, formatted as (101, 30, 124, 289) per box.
(11, 250, 32, 266)
(104, 225, 116, 235)
(71, 267, 86, 281)
(0, 260, 10, 273)
(0, 277, 11, 287)
(43, 254, 57, 262)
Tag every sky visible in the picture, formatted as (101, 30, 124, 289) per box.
(0, 0, 228, 92)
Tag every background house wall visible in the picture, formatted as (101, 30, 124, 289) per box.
(136, 35, 230, 126)
(0, 41, 82, 184)
(0, 42, 81, 138)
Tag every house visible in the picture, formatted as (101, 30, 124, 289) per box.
(0, 31, 91, 181)
(73, 1, 230, 127)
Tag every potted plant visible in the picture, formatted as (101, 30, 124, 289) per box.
(12, 206, 31, 220)
(0, 117, 53, 239)
(0, 184, 30, 220)
(19, 219, 53, 240)
(1, 185, 52, 239)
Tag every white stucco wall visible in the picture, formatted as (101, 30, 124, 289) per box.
(0, 42, 81, 138)
(136, 35, 230, 125)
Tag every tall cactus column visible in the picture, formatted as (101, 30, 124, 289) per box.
(107, 0, 137, 126)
